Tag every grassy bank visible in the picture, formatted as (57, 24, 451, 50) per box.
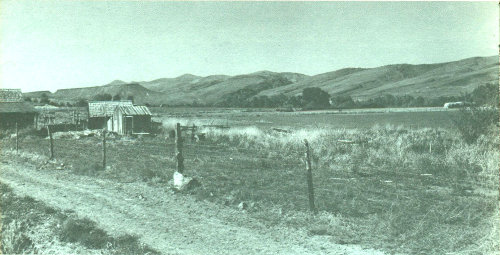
(0, 182, 159, 254)
(1, 124, 498, 254)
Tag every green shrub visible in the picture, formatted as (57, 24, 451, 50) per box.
(452, 107, 498, 144)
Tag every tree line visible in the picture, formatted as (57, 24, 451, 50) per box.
(217, 83, 499, 109)
(23, 93, 135, 107)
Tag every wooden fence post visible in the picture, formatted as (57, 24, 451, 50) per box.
(304, 139, 317, 214)
(175, 123, 184, 173)
(429, 142, 432, 153)
(15, 122, 19, 153)
(102, 129, 107, 169)
(48, 125, 54, 160)
(73, 111, 77, 131)
(191, 124, 196, 142)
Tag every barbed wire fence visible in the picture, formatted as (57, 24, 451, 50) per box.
(4, 122, 497, 214)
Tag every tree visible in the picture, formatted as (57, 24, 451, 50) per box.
(40, 93, 50, 104)
(471, 83, 499, 106)
(330, 95, 356, 109)
(112, 94, 121, 101)
(285, 95, 303, 108)
(302, 87, 331, 109)
(76, 99, 88, 107)
(93, 93, 112, 101)
(127, 95, 134, 103)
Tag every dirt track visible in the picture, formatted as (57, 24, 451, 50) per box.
(1, 162, 385, 255)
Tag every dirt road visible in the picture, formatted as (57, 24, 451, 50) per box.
(1, 162, 385, 255)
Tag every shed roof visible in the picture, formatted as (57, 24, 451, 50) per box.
(88, 101, 133, 117)
(115, 105, 152, 116)
(0, 89, 23, 102)
(0, 102, 37, 113)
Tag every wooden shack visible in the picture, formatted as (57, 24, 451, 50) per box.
(112, 105, 152, 135)
(0, 89, 37, 129)
(87, 101, 133, 130)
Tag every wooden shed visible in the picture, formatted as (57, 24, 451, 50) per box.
(87, 101, 133, 130)
(112, 105, 152, 135)
(0, 89, 37, 129)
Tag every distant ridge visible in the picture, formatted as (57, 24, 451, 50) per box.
(53, 83, 164, 105)
(26, 56, 498, 106)
(105, 80, 127, 86)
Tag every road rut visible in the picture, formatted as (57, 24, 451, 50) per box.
(1, 162, 385, 255)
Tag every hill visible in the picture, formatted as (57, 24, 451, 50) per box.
(257, 56, 499, 100)
(52, 83, 165, 105)
(24, 56, 498, 106)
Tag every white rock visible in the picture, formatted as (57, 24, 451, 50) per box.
(173, 171, 193, 191)
(238, 202, 248, 210)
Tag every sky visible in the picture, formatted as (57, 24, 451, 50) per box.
(0, 1, 498, 92)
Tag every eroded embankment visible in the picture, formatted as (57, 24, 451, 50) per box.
(0, 181, 159, 255)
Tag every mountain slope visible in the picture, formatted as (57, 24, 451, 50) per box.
(257, 56, 499, 100)
(138, 71, 309, 105)
(26, 56, 498, 106)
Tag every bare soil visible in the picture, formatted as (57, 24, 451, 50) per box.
(0, 160, 385, 255)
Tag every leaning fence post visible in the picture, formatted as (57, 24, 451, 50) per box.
(48, 125, 54, 160)
(15, 122, 19, 153)
(102, 129, 107, 169)
(304, 139, 317, 214)
(175, 123, 184, 173)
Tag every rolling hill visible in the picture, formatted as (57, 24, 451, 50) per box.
(257, 56, 499, 100)
(28, 56, 498, 106)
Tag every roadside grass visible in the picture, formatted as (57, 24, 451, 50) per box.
(2, 124, 498, 254)
(0, 182, 159, 255)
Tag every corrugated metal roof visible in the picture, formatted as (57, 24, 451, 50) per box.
(88, 101, 133, 117)
(115, 105, 152, 116)
(0, 89, 23, 103)
(0, 102, 37, 113)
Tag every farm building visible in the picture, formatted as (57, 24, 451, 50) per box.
(443, 101, 472, 108)
(0, 89, 37, 129)
(112, 105, 152, 135)
(87, 101, 133, 130)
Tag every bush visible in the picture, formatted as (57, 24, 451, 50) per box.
(59, 218, 110, 249)
(452, 107, 498, 144)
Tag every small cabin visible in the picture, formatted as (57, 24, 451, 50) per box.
(0, 89, 37, 129)
(87, 101, 133, 130)
(112, 105, 152, 135)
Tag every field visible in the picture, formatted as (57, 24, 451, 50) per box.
(1, 108, 499, 254)
(151, 107, 460, 129)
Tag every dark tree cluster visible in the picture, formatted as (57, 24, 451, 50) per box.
(93, 93, 112, 101)
(217, 76, 293, 108)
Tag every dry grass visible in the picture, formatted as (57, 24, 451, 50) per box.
(2, 124, 498, 254)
